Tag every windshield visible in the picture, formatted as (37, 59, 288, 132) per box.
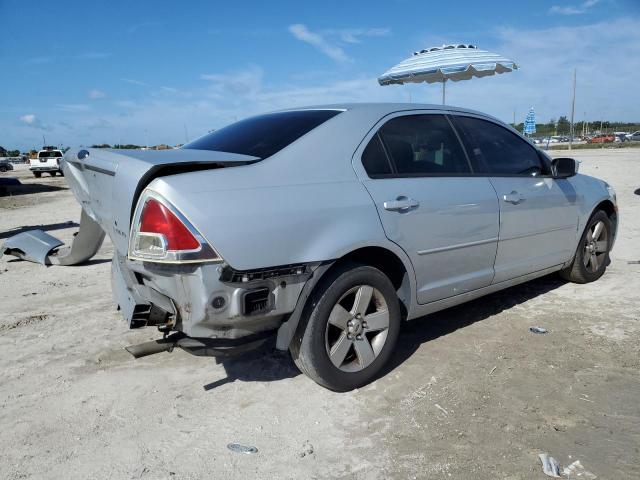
(183, 110, 341, 159)
(38, 151, 62, 158)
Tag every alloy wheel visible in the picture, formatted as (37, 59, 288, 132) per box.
(583, 220, 608, 273)
(324, 285, 390, 372)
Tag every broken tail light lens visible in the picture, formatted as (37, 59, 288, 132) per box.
(129, 190, 221, 263)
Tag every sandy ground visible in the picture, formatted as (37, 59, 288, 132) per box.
(1, 152, 639, 479)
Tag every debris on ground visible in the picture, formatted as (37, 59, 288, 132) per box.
(530, 326, 549, 334)
(434, 403, 449, 416)
(563, 460, 597, 479)
(538, 453, 561, 477)
(298, 440, 315, 458)
(227, 443, 258, 454)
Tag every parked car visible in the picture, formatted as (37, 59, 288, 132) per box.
(29, 147, 64, 177)
(2, 104, 618, 391)
(0, 159, 14, 172)
(627, 131, 640, 142)
(587, 134, 615, 144)
(613, 132, 628, 142)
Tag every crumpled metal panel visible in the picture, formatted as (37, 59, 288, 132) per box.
(0, 209, 105, 266)
(0, 230, 63, 265)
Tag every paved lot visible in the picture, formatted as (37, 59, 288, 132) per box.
(1, 151, 639, 479)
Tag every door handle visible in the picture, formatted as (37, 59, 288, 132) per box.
(503, 191, 526, 205)
(383, 196, 420, 212)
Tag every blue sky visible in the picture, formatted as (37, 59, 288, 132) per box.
(1, 0, 639, 150)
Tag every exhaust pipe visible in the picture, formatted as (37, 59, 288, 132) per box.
(125, 333, 184, 358)
(124, 331, 274, 359)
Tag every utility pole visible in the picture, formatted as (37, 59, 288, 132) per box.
(569, 68, 576, 151)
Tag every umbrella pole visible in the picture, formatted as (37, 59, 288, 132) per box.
(569, 68, 576, 151)
(442, 79, 446, 105)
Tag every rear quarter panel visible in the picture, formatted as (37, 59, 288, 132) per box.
(149, 164, 397, 271)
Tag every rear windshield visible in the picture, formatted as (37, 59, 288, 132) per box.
(38, 151, 62, 158)
(183, 110, 341, 159)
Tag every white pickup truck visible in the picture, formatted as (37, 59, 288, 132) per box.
(29, 148, 64, 177)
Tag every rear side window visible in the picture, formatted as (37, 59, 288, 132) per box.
(373, 114, 471, 176)
(361, 134, 392, 176)
(452, 116, 546, 176)
(183, 110, 341, 159)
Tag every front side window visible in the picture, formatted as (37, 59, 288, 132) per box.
(452, 116, 546, 176)
(373, 114, 471, 176)
(183, 110, 341, 159)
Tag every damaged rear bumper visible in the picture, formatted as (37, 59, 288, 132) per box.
(1, 205, 319, 357)
(112, 251, 316, 355)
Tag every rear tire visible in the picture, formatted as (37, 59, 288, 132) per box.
(50, 171, 56, 176)
(33, 171, 42, 178)
(560, 210, 611, 283)
(0, 166, 7, 173)
(290, 263, 401, 391)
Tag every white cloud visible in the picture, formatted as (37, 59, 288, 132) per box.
(57, 104, 92, 111)
(89, 89, 106, 99)
(288, 24, 351, 63)
(19, 114, 47, 130)
(20, 114, 37, 125)
(462, 17, 640, 123)
(550, 0, 599, 15)
(326, 27, 391, 44)
(121, 78, 152, 87)
(201, 65, 264, 96)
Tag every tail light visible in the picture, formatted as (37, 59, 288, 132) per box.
(129, 190, 221, 263)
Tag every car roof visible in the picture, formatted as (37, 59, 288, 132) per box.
(275, 102, 502, 123)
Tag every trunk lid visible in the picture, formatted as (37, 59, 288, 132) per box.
(63, 148, 258, 255)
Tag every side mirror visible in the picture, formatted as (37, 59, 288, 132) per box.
(551, 157, 578, 178)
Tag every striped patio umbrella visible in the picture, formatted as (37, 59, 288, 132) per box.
(378, 44, 518, 104)
(523, 107, 536, 135)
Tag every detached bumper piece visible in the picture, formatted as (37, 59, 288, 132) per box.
(125, 330, 275, 359)
(1, 209, 105, 266)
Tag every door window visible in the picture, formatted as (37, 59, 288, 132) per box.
(361, 134, 392, 176)
(452, 116, 547, 176)
(362, 114, 471, 177)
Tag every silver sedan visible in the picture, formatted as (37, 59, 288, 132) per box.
(1, 104, 618, 391)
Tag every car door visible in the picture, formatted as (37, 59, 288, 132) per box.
(451, 115, 579, 283)
(354, 112, 500, 304)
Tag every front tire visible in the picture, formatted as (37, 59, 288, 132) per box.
(291, 263, 401, 391)
(560, 210, 611, 283)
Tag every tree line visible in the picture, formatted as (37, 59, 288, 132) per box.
(513, 117, 640, 136)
